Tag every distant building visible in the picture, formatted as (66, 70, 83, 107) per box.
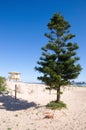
(8, 72, 21, 81)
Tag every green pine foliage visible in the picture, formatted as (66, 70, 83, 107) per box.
(35, 13, 82, 103)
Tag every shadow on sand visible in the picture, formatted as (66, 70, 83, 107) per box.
(0, 95, 37, 111)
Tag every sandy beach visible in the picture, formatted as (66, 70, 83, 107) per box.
(0, 81, 86, 130)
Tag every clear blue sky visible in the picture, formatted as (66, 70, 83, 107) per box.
(0, 0, 86, 83)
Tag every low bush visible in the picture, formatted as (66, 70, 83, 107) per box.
(46, 100, 67, 109)
(0, 76, 7, 92)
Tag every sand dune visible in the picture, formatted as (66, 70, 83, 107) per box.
(0, 81, 86, 130)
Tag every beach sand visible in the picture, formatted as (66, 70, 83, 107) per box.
(0, 82, 86, 130)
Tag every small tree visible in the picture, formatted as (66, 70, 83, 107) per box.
(35, 13, 82, 104)
(0, 76, 6, 92)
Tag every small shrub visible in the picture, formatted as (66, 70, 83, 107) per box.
(0, 76, 6, 92)
(46, 101, 67, 109)
(7, 128, 11, 130)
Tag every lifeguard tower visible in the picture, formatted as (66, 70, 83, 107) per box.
(8, 72, 21, 99)
(8, 72, 21, 81)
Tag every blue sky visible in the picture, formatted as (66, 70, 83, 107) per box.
(0, 0, 86, 83)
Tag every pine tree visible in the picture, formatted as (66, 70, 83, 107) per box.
(35, 13, 82, 103)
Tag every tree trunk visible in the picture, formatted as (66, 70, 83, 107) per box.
(56, 86, 60, 103)
(49, 86, 52, 94)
